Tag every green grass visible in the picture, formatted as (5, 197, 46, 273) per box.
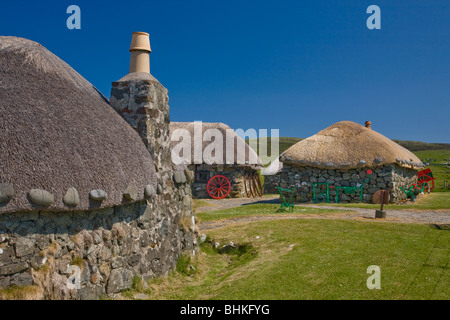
(413, 150, 450, 192)
(126, 195, 449, 300)
(315, 192, 450, 211)
(176, 253, 197, 276)
(196, 203, 350, 222)
(193, 199, 216, 213)
(0, 285, 43, 300)
(140, 218, 450, 300)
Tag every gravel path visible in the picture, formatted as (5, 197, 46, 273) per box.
(196, 196, 450, 231)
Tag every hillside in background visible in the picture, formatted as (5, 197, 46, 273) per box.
(392, 140, 450, 151)
(246, 137, 302, 156)
(247, 137, 450, 156)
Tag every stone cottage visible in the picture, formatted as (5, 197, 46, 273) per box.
(276, 121, 424, 203)
(0, 33, 195, 299)
(170, 122, 264, 198)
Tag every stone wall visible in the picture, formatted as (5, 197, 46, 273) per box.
(189, 165, 248, 199)
(389, 165, 420, 202)
(108, 73, 196, 296)
(263, 174, 282, 195)
(0, 192, 194, 299)
(278, 164, 418, 203)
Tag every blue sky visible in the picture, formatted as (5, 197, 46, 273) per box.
(1, 0, 449, 142)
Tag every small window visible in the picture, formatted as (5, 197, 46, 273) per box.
(195, 169, 210, 183)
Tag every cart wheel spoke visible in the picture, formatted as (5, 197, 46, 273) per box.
(207, 175, 231, 199)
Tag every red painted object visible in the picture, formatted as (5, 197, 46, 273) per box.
(416, 168, 436, 191)
(207, 175, 231, 199)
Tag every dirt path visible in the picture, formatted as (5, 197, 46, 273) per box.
(196, 196, 450, 231)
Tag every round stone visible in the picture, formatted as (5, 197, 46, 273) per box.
(374, 157, 384, 164)
(0, 183, 15, 203)
(123, 185, 138, 201)
(28, 189, 54, 206)
(173, 171, 187, 184)
(144, 185, 156, 198)
(63, 187, 80, 207)
(184, 169, 194, 183)
(89, 189, 108, 201)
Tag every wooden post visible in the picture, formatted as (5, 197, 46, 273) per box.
(375, 190, 387, 219)
(380, 191, 385, 211)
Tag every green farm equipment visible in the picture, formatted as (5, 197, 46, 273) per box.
(275, 183, 298, 212)
(332, 170, 373, 203)
(399, 168, 436, 201)
(313, 183, 332, 203)
(399, 185, 421, 201)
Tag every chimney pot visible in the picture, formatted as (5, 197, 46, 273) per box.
(365, 121, 372, 129)
(129, 32, 151, 52)
(129, 32, 151, 74)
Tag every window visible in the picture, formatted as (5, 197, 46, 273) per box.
(195, 167, 210, 183)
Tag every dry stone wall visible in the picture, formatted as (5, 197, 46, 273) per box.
(277, 164, 418, 203)
(263, 174, 282, 195)
(0, 196, 195, 299)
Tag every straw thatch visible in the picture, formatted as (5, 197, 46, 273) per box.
(170, 122, 263, 168)
(280, 121, 424, 170)
(0, 36, 157, 213)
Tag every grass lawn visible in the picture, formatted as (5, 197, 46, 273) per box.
(311, 192, 450, 211)
(195, 203, 351, 222)
(123, 197, 450, 300)
(139, 218, 449, 300)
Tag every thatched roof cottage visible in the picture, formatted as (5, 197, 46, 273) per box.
(272, 121, 424, 203)
(0, 37, 156, 213)
(170, 122, 263, 198)
(0, 34, 195, 299)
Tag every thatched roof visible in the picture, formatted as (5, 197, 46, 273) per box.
(280, 121, 424, 170)
(0, 36, 157, 213)
(170, 122, 263, 169)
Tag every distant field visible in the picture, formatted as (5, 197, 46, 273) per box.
(413, 149, 450, 192)
(248, 137, 450, 158)
(393, 140, 450, 152)
(246, 137, 302, 157)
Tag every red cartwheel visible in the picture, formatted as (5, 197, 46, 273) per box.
(207, 175, 231, 199)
